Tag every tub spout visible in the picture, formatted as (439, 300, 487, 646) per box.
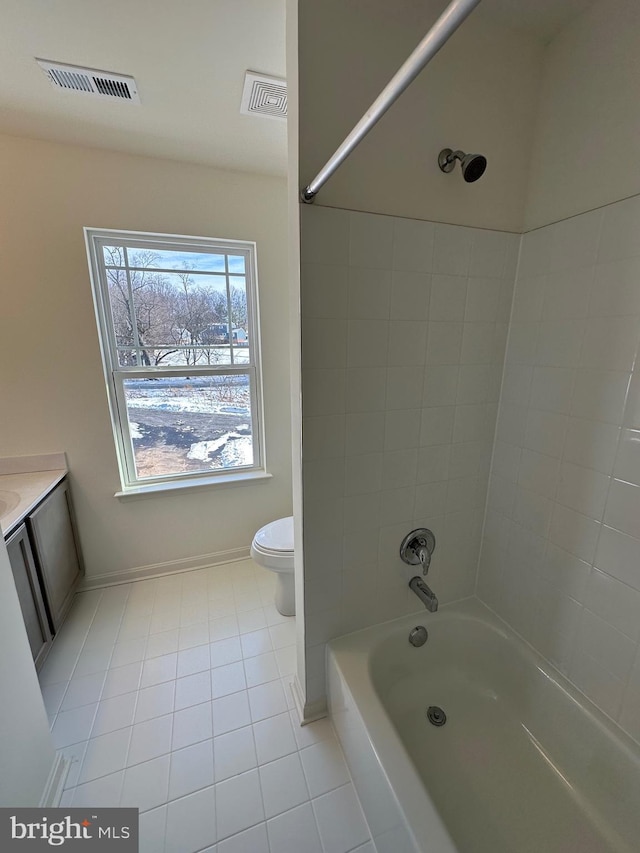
(409, 576, 438, 612)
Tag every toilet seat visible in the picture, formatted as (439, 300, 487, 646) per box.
(250, 516, 294, 573)
(253, 516, 294, 554)
(250, 516, 295, 616)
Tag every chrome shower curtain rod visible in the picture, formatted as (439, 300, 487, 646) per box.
(300, 0, 482, 203)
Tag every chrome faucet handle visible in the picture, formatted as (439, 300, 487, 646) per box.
(400, 528, 436, 575)
(418, 545, 431, 573)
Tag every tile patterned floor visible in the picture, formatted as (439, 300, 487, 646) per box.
(39, 559, 373, 853)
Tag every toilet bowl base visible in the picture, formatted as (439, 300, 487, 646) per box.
(274, 572, 295, 617)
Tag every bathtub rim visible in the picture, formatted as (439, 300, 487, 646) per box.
(327, 595, 640, 853)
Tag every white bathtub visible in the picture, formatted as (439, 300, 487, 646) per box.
(327, 598, 640, 853)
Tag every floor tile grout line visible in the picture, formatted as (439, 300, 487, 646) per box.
(44, 563, 373, 849)
(250, 712, 271, 838)
(76, 586, 135, 801)
(66, 734, 369, 843)
(46, 588, 105, 723)
(67, 770, 353, 819)
(52, 592, 120, 742)
(325, 721, 373, 847)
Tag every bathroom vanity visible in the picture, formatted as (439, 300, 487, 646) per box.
(1, 455, 84, 669)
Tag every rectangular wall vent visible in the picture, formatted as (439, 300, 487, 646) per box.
(36, 59, 140, 103)
(240, 71, 287, 121)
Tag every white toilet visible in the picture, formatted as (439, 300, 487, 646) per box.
(250, 516, 295, 616)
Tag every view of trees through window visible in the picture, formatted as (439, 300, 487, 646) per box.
(90, 237, 260, 485)
(104, 246, 250, 367)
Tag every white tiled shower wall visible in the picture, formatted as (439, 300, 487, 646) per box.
(478, 194, 640, 741)
(299, 205, 519, 705)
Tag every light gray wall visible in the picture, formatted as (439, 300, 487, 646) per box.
(525, 0, 640, 229)
(286, 0, 307, 705)
(298, 0, 543, 231)
(0, 133, 292, 581)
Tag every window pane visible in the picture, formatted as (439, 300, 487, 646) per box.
(189, 347, 233, 366)
(131, 249, 227, 272)
(158, 346, 233, 367)
(105, 268, 135, 346)
(89, 230, 262, 488)
(229, 278, 250, 364)
(117, 346, 233, 368)
(105, 247, 227, 273)
(102, 245, 126, 266)
(117, 348, 138, 367)
(122, 375, 254, 479)
(121, 270, 229, 351)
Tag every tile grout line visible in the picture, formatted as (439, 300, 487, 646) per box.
(75, 585, 134, 806)
(46, 562, 374, 850)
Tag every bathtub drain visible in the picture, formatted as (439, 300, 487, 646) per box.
(426, 705, 447, 727)
(409, 626, 428, 647)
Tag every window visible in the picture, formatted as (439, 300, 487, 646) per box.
(85, 228, 266, 493)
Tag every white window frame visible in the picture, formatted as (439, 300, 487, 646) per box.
(84, 227, 268, 496)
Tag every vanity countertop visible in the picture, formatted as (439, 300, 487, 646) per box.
(0, 459, 68, 538)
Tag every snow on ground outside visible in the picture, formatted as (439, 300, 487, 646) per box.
(126, 393, 250, 417)
(125, 377, 251, 417)
(126, 385, 253, 474)
(187, 433, 253, 467)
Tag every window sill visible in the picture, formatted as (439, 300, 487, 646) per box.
(115, 470, 272, 501)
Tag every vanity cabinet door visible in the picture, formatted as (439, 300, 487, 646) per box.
(28, 479, 83, 631)
(6, 523, 52, 669)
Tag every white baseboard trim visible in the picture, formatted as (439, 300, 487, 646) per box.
(290, 675, 327, 725)
(40, 753, 71, 807)
(79, 546, 251, 590)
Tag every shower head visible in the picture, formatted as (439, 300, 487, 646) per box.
(438, 148, 487, 183)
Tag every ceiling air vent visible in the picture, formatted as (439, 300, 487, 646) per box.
(240, 71, 287, 121)
(36, 59, 140, 103)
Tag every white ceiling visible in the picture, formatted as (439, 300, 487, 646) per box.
(0, 0, 288, 176)
(0, 1, 595, 177)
